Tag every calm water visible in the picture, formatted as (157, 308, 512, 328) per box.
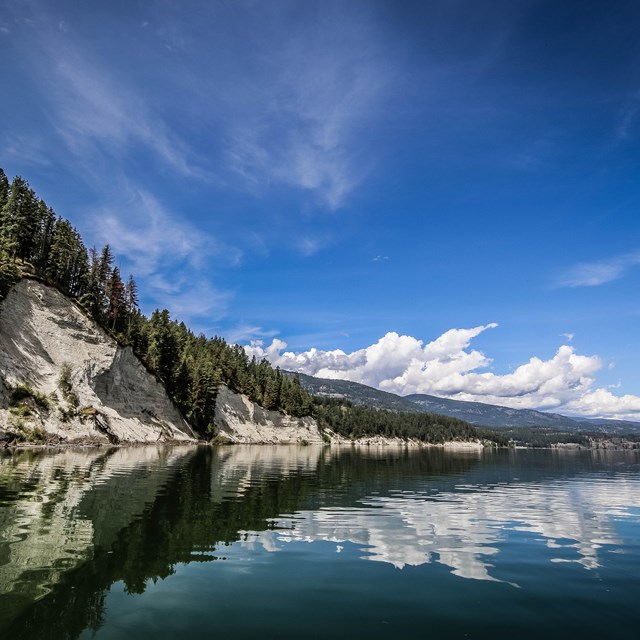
(1, 445, 639, 639)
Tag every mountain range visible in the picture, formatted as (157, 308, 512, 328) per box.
(295, 372, 640, 434)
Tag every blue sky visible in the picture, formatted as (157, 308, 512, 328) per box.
(2, 0, 640, 418)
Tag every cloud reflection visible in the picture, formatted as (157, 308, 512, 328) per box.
(236, 459, 640, 582)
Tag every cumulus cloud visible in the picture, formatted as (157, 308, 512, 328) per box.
(245, 325, 640, 420)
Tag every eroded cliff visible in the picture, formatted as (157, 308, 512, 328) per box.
(0, 278, 196, 444)
(0, 278, 327, 446)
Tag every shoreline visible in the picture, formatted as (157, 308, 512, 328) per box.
(3, 438, 639, 452)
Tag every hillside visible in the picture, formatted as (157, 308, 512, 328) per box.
(0, 278, 195, 444)
(0, 278, 325, 445)
(0, 167, 571, 448)
(296, 372, 640, 434)
(405, 394, 580, 429)
(296, 372, 425, 413)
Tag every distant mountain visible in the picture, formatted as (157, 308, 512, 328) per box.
(575, 417, 640, 434)
(294, 372, 640, 434)
(405, 394, 579, 429)
(295, 373, 425, 413)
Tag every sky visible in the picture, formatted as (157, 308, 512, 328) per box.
(1, 0, 640, 419)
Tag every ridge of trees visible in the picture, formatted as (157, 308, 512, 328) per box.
(0, 169, 314, 436)
(313, 397, 510, 446)
(0, 168, 505, 445)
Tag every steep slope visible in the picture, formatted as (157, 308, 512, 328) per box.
(0, 278, 328, 446)
(0, 278, 196, 444)
(213, 385, 325, 444)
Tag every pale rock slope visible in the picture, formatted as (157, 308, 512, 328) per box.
(214, 385, 325, 444)
(0, 278, 196, 443)
(0, 278, 327, 446)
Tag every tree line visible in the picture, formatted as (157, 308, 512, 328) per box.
(0, 169, 316, 436)
(313, 397, 509, 445)
(0, 168, 506, 445)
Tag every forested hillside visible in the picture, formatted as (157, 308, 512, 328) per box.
(0, 168, 505, 446)
(0, 168, 313, 437)
(314, 397, 509, 445)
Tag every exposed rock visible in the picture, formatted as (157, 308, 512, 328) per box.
(0, 278, 196, 443)
(214, 385, 325, 444)
(0, 278, 479, 448)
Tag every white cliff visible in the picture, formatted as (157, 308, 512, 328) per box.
(0, 278, 329, 446)
(214, 385, 325, 444)
(0, 278, 196, 444)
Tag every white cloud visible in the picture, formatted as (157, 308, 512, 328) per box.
(245, 325, 640, 420)
(9, 1, 393, 215)
(49, 49, 207, 179)
(224, 8, 393, 209)
(554, 252, 640, 287)
(563, 388, 640, 418)
(87, 186, 237, 322)
(9, 5, 209, 180)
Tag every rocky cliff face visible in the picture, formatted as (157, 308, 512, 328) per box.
(0, 278, 327, 446)
(0, 278, 196, 444)
(214, 385, 325, 444)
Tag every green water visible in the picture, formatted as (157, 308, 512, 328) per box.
(1, 445, 639, 639)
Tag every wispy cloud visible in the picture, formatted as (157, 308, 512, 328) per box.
(223, 325, 279, 345)
(223, 6, 394, 209)
(7, 4, 209, 181)
(616, 90, 640, 140)
(553, 251, 640, 288)
(295, 236, 330, 257)
(86, 186, 239, 323)
(1, 134, 51, 166)
(49, 49, 208, 179)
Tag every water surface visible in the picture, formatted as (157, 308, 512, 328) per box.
(1, 445, 639, 639)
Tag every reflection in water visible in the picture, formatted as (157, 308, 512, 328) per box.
(0, 445, 639, 638)
(0, 446, 195, 627)
(245, 474, 639, 579)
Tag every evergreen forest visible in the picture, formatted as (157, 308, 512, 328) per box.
(0, 168, 504, 445)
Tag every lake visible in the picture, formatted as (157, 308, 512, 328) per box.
(1, 445, 639, 639)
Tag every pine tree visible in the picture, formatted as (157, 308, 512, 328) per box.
(172, 357, 193, 413)
(0, 231, 19, 299)
(97, 244, 114, 318)
(0, 168, 9, 211)
(79, 247, 102, 317)
(33, 200, 56, 271)
(108, 266, 126, 332)
(147, 309, 179, 390)
(46, 218, 89, 296)
(125, 274, 139, 337)
(0, 176, 39, 262)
